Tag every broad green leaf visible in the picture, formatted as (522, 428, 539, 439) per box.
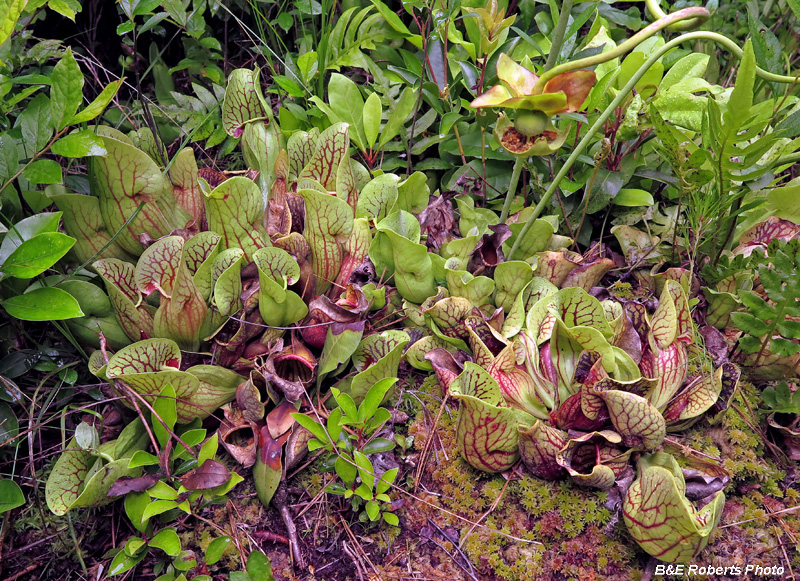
(327, 74, 366, 151)
(747, 6, 781, 77)
(0, 134, 19, 181)
(362, 92, 381, 150)
(623, 452, 725, 563)
(48, 0, 81, 20)
(335, 455, 357, 484)
(142, 499, 179, 521)
(51, 129, 107, 157)
(353, 450, 374, 490)
(318, 322, 364, 378)
(152, 383, 178, 449)
(0, 0, 26, 47)
(300, 188, 354, 294)
(2, 287, 83, 321)
(0, 402, 19, 445)
(617, 51, 663, 99)
(246, 550, 275, 581)
(50, 47, 84, 130)
(22, 158, 62, 185)
(613, 188, 654, 207)
(205, 536, 232, 565)
(149, 528, 182, 557)
(1, 232, 74, 278)
(0, 479, 24, 513)
(18, 93, 53, 157)
(108, 549, 146, 576)
(70, 80, 123, 125)
(205, 177, 269, 261)
(368, 0, 422, 48)
(379, 87, 416, 149)
(253, 444, 282, 506)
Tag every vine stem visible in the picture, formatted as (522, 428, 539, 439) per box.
(644, 0, 705, 31)
(499, 156, 523, 224)
(509, 30, 800, 260)
(544, 0, 573, 73)
(534, 7, 710, 91)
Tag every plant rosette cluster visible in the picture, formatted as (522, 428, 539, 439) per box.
(427, 272, 740, 563)
(46, 68, 454, 511)
(471, 53, 595, 156)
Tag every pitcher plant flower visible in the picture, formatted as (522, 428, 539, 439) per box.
(471, 53, 596, 157)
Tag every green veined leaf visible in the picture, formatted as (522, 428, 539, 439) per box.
(21, 159, 62, 185)
(2, 287, 84, 321)
(0, 479, 24, 513)
(51, 129, 107, 157)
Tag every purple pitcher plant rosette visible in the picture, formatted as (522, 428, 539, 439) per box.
(429, 276, 739, 563)
(470, 53, 596, 156)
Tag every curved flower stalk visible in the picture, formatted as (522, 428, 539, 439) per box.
(623, 453, 725, 563)
(509, 26, 800, 261)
